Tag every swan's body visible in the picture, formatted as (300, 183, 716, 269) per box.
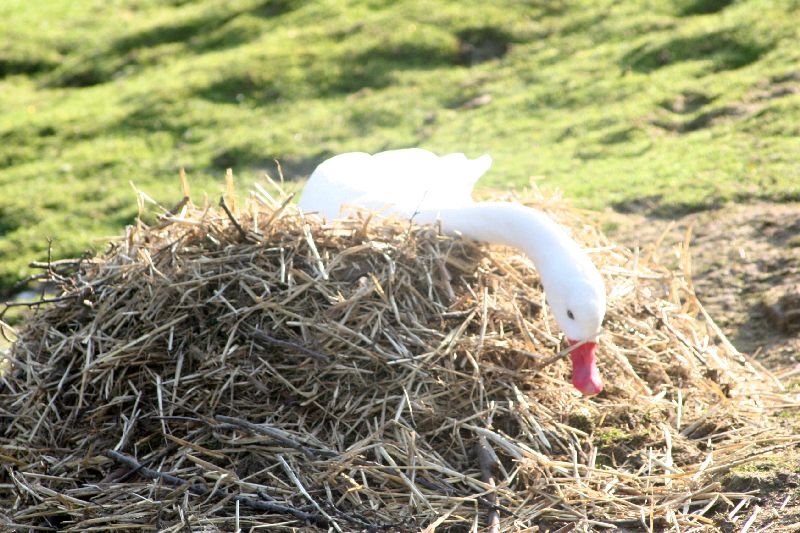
(299, 149, 606, 395)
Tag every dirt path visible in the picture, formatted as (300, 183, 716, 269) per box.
(610, 202, 800, 531)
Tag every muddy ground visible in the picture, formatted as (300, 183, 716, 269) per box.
(611, 202, 800, 531)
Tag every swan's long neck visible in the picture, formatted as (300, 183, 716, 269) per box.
(411, 202, 586, 283)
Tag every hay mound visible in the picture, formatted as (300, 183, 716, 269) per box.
(0, 183, 793, 531)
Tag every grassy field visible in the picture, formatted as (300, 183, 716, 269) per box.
(1, 0, 798, 291)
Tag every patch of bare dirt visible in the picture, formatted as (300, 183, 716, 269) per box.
(610, 201, 800, 371)
(610, 201, 800, 531)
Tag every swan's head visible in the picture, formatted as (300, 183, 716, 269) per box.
(546, 274, 606, 396)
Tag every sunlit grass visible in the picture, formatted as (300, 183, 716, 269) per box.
(0, 0, 798, 291)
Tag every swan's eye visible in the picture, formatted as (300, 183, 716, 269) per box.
(567, 310, 575, 320)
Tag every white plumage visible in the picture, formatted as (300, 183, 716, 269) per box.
(298, 148, 492, 219)
(299, 148, 606, 395)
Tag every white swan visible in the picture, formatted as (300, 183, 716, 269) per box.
(299, 148, 606, 395)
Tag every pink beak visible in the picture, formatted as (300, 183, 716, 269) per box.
(567, 340, 603, 395)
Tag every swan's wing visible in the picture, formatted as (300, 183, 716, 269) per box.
(370, 151, 491, 212)
(299, 149, 493, 219)
(298, 152, 375, 219)
(429, 153, 492, 208)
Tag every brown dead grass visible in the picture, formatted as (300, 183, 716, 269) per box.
(1, 178, 798, 531)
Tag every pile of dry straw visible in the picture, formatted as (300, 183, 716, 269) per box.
(1, 176, 795, 531)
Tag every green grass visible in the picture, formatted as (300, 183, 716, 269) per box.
(1, 0, 799, 292)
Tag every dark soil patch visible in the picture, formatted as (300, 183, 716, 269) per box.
(611, 202, 800, 369)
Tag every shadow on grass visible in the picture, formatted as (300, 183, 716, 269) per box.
(0, 57, 57, 78)
(614, 191, 800, 219)
(0, 208, 26, 237)
(318, 41, 457, 95)
(47, 63, 111, 88)
(652, 104, 751, 133)
(193, 20, 513, 103)
(611, 196, 725, 218)
(195, 37, 464, 104)
(210, 145, 325, 180)
(675, 0, 735, 16)
(118, 104, 186, 135)
(456, 27, 512, 66)
(659, 91, 715, 114)
(112, 6, 286, 56)
(249, 0, 306, 18)
(195, 76, 283, 105)
(46, 6, 282, 88)
(622, 30, 772, 73)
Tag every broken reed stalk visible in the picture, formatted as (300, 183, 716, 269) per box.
(0, 177, 797, 532)
(476, 436, 501, 533)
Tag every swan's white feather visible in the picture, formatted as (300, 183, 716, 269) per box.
(299, 148, 492, 219)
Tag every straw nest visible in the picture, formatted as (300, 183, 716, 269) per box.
(0, 178, 795, 532)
